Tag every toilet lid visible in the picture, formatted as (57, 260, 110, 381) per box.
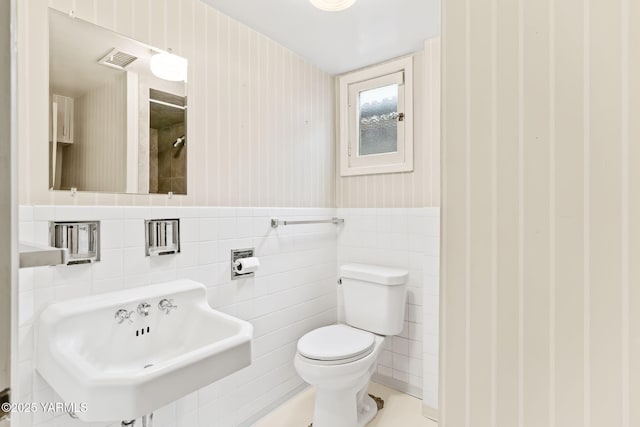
(297, 324, 375, 362)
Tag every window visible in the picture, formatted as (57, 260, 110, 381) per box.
(339, 56, 413, 176)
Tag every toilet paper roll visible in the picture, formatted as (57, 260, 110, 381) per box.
(233, 257, 260, 274)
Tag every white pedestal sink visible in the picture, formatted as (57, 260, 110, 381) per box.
(35, 279, 253, 422)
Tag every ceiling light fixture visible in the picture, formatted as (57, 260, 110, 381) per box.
(310, 0, 357, 12)
(150, 51, 187, 82)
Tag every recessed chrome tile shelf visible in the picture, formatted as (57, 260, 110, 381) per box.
(145, 219, 180, 256)
(49, 221, 100, 264)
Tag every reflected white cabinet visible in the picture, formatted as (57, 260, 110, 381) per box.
(53, 94, 74, 144)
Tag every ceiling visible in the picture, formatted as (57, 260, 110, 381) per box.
(200, 0, 440, 75)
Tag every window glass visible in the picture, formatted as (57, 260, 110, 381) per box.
(339, 56, 413, 176)
(358, 84, 399, 156)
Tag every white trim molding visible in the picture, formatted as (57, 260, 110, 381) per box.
(338, 55, 414, 177)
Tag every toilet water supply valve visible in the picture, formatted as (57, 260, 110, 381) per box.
(121, 413, 153, 427)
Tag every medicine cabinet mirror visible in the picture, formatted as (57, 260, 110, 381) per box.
(48, 9, 188, 195)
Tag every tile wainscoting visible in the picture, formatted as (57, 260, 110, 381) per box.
(15, 206, 338, 427)
(14, 205, 439, 426)
(336, 208, 440, 409)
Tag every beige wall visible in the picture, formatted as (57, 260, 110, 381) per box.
(61, 73, 128, 193)
(441, 0, 640, 426)
(336, 38, 440, 208)
(19, 0, 334, 207)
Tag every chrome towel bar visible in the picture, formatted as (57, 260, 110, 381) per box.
(270, 217, 345, 228)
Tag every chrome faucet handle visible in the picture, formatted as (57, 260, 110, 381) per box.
(158, 298, 178, 315)
(115, 309, 135, 324)
(137, 302, 152, 317)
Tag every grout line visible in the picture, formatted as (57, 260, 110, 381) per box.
(620, 0, 629, 424)
(490, 0, 498, 424)
(517, 0, 525, 425)
(464, 0, 472, 423)
(583, 0, 591, 425)
(548, 0, 557, 425)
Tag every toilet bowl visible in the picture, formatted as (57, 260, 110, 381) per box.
(295, 324, 386, 427)
(294, 264, 408, 427)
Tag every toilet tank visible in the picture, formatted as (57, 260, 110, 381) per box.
(340, 264, 408, 336)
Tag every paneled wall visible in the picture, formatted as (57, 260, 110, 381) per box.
(441, 0, 640, 426)
(61, 73, 128, 193)
(335, 38, 440, 208)
(18, 0, 334, 207)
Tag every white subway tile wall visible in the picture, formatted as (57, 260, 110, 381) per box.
(336, 207, 440, 408)
(15, 206, 338, 427)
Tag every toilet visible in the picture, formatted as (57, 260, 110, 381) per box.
(294, 263, 408, 427)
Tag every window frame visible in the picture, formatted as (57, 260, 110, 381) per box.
(339, 56, 414, 177)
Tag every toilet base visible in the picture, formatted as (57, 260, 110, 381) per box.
(357, 395, 380, 427)
(307, 394, 383, 427)
(309, 384, 381, 427)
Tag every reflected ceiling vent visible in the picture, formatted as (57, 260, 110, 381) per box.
(98, 48, 138, 70)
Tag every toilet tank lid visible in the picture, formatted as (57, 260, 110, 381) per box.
(340, 263, 408, 286)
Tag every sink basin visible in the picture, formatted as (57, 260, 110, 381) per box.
(35, 279, 253, 422)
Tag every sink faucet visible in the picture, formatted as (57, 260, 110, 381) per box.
(115, 309, 134, 324)
(158, 299, 178, 315)
(137, 302, 151, 317)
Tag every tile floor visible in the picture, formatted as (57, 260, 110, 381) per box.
(253, 382, 438, 427)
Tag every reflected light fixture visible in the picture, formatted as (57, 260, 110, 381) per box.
(310, 0, 357, 12)
(150, 51, 187, 82)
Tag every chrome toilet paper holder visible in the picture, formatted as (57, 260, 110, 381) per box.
(231, 248, 256, 280)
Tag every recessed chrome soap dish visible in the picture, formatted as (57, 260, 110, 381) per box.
(145, 219, 180, 256)
(49, 221, 100, 265)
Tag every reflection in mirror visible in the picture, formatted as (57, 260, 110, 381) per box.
(149, 90, 187, 195)
(48, 9, 187, 195)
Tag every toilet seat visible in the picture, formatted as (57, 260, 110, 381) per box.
(297, 324, 375, 365)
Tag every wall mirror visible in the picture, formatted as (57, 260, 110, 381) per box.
(48, 9, 188, 195)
